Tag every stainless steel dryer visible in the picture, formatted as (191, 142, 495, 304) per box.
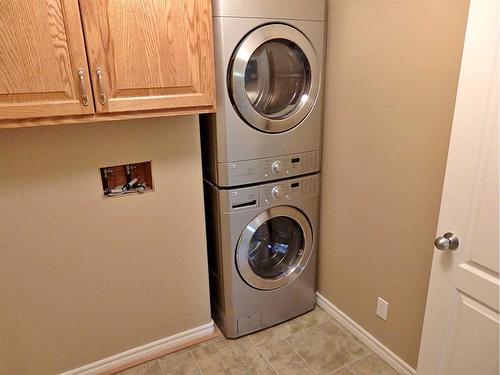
(204, 174, 320, 337)
(201, 0, 326, 187)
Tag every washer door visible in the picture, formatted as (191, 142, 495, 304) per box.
(229, 24, 320, 133)
(236, 206, 314, 290)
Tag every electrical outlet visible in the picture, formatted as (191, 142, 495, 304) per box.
(376, 297, 389, 320)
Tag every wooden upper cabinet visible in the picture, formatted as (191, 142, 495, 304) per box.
(80, 0, 216, 114)
(0, 0, 94, 120)
(0, 0, 216, 127)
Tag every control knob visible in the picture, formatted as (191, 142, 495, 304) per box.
(271, 160, 283, 174)
(271, 186, 282, 199)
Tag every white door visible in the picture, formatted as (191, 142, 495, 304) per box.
(417, 1, 499, 374)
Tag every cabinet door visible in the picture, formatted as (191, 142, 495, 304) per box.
(0, 0, 94, 120)
(80, 0, 216, 114)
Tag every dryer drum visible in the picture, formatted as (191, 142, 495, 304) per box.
(236, 206, 314, 290)
(229, 24, 320, 133)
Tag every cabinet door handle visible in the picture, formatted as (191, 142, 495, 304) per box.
(77, 69, 89, 106)
(96, 68, 107, 105)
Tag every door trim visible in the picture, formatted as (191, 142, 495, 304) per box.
(236, 205, 314, 290)
(229, 24, 320, 133)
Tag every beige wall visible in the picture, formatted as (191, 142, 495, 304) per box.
(318, 0, 469, 368)
(0, 117, 211, 374)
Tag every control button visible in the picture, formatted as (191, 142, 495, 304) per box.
(285, 194, 290, 200)
(271, 186, 282, 199)
(264, 199, 270, 205)
(264, 173, 269, 179)
(271, 160, 283, 174)
(285, 170, 290, 175)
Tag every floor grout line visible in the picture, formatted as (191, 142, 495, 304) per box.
(285, 313, 373, 375)
(297, 317, 309, 329)
(284, 336, 319, 375)
(338, 351, 373, 374)
(327, 365, 354, 375)
(251, 317, 313, 347)
(276, 317, 320, 342)
(187, 350, 204, 375)
(325, 316, 352, 336)
(254, 342, 279, 375)
(156, 357, 167, 375)
(189, 334, 222, 352)
(116, 307, 388, 375)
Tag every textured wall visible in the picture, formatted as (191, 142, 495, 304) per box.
(0, 117, 211, 374)
(318, 0, 469, 368)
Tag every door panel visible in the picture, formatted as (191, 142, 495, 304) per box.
(468, 120, 499, 271)
(0, 0, 94, 119)
(80, 0, 216, 113)
(417, 1, 499, 374)
(444, 295, 499, 375)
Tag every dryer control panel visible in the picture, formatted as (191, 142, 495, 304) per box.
(217, 150, 320, 187)
(222, 173, 320, 213)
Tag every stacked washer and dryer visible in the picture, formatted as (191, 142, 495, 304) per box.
(201, 0, 326, 338)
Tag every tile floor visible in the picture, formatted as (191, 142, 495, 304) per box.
(115, 306, 398, 375)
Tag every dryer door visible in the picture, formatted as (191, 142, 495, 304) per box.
(229, 24, 320, 133)
(236, 206, 314, 290)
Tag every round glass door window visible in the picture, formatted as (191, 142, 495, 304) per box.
(248, 216, 304, 278)
(236, 206, 314, 290)
(229, 24, 320, 133)
(244, 39, 311, 121)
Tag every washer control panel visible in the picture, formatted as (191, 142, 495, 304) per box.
(261, 174, 319, 207)
(223, 174, 320, 212)
(217, 151, 320, 187)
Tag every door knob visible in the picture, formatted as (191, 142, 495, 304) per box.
(434, 232, 459, 251)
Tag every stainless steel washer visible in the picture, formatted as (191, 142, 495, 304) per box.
(201, 0, 326, 187)
(204, 174, 320, 338)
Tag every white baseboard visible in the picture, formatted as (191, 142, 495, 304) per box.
(61, 320, 215, 375)
(316, 293, 416, 375)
